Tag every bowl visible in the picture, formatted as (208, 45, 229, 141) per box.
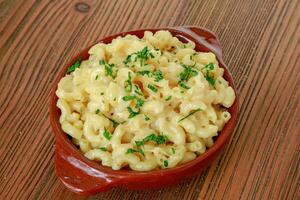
(49, 26, 239, 195)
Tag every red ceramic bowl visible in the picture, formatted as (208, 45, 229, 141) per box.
(49, 26, 239, 195)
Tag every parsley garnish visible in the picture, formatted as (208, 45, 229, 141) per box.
(137, 70, 151, 76)
(95, 75, 99, 80)
(101, 92, 104, 95)
(100, 147, 107, 151)
(136, 46, 152, 66)
(125, 72, 133, 92)
(172, 147, 175, 154)
(122, 95, 144, 108)
(135, 140, 144, 147)
(136, 98, 144, 108)
(123, 46, 153, 67)
(134, 84, 143, 96)
(102, 114, 120, 128)
(99, 60, 105, 65)
(178, 108, 202, 122)
(153, 70, 163, 82)
(95, 109, 100, 114)
(135, 133, 168, 147)
(147, 84, 158, 93)
(144, 133, 168, 144)
(122, 95, 136, 101)
(103, 128, 112, 140)
(205, 73, 215, 86)
(179, 64, 198, 82)
(67, 58, 81, 73)
(202, 62, 214, 70)
(177, 64, 198, 90)
(163, 160, 168, 167)
(126, 148, 136, 154)
(123, 55, 132, 67)
(128, 133, 168, 157)
(127, 107, 140, 118)
(165, 96, 172, 101)
(201, 63, 215, 87)
(144, 115, 150, 121)
(138, 70, 163, 82)
(126, 148, 145, 156)
(99, 60, 116, 79)
(178, 81, 190, 89)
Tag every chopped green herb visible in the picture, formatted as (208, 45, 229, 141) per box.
(171, 147, 175, 154)
(95, 75, 99, 80)
(183, 44, 187, 48)
(125, 72, 133, 92)
(127, 107, 139, 118)
(122, 95, 136, 101)
(149, 52, 155, 58)
(103, 128, 112, 140)
(134, 84, 143, 96)
(122, 95, 144, 108)
(135, 141, 144, 147)
(123, 46, 153, 67)
(202, 62, 214, 70)
(144, 115, 150, 121)
(163, 160, 168, 167)
(165, 96, 172, 101)
(147, 84, 158, 93)
(137, 70, 151, 76)
(138, 148, 145, 156)
(99, 60, 116, 78)
(102, 114, 120, 128)
(126, 148, 137, 154)
(123, 55, 132, 67)
(178, 108, 202, 122)
(205, 73, 215, 86)
(135, 98, 144, 108)
(178, 81, 190, 89)
(99, 59, 105, 65)
(153, 70, 163, 82)
(177, 64, 198, 90)
(126, 148, 144, 156)
(101, 92, 104, 95)
(113, 97, 116, 101)
(136, 46, 152, 66)
(100, 147, 107, 151)
(135, 133, 168, 146)
(67, 58, 81, 73)
(201, 63, 215, 87)
(179, 64, 198, 82)
(95, 109, 100, 114)
(138, 70, 163, 82)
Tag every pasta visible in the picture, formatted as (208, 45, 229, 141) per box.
(56, 30, 236, 171)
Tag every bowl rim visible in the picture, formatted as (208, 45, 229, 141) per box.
(49, 26, 239, 181)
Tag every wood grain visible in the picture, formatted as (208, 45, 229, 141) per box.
(0, 0, 299, 199)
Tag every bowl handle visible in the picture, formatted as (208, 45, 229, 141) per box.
(54, 142, 117, 195)
(174, 26, 224, 60)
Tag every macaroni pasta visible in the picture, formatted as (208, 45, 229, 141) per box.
(56, 30, 235, 171)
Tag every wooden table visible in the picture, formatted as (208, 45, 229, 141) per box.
(1, 0, 299, 199)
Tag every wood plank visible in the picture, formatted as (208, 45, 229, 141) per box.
(0, 0, 299, 199)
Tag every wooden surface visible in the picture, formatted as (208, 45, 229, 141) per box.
(0, 0, 299, 199)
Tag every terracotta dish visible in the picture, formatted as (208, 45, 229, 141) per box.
(49, 26, 239, 195)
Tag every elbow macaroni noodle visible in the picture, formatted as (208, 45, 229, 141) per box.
(56, 30, 235, 171)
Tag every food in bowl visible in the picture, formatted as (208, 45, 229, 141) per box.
(55, 30, 235, 171)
